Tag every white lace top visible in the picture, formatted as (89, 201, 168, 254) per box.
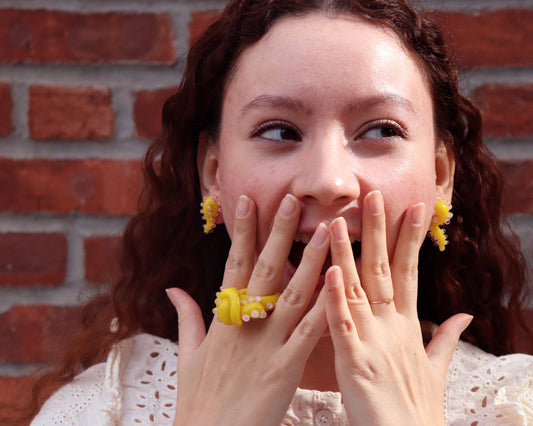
(31, 333, 533, 425)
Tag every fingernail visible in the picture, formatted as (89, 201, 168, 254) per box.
(411, 203, 425, 227)
(310, 223, 328, 247)
(330, 217, 348, 242)
(279, 194, 297, 218)
(236, 195, 250, 218)
(367, 190, 383, 216)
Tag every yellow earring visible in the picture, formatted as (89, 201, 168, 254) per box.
(201, 195, 220, 234)
(429, 198, 452, 251)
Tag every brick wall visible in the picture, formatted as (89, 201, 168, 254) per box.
(1, 0, 532, 408)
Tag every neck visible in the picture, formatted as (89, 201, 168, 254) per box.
(298, 335, 339, 392)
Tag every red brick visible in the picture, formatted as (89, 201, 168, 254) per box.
(0, 158, 142, 215)
(0, 9, 175, 64)
(0, 83, 14, 136)
(84, 236, 121, 286)
(472, 84, 533, 138)
(500, 160, 533, 214)
(29, 85, 114, 140)
(133, 87, 177, 139)
(188, 10, 219, 46)
(0, 233, 66, 287)
(0, 305, 81, 363)
(430, 9, 533, 68)
(0, 375, 36, 408)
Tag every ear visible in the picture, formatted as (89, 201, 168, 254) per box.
(435, 141, 455, 201)
(197, 131, 224, 224)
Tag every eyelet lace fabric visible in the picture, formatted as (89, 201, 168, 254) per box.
(32, 334, 533, 425)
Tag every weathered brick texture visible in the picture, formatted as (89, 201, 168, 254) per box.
(430, 9, 533, 68)
(84, 236, 121, 286)
(0, 305, 81, 363)
(133, 87, 178, 139)
(0, 233, 67, 287)
(29, 85, 115, 140)
(0, 83, 14, 136)
(0, 158, 143, 215)
(0, 9, 176, 64)
(473, 84, 533, 138)
(501, 160, 533, 215)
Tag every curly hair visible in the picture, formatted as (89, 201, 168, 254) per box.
(5, 0, 530, 423)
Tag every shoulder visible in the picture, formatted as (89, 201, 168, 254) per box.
(32, 334, 179, 425)
(446, 340, 533, 425)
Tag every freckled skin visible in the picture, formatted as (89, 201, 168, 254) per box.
(204, 13, 447, 290)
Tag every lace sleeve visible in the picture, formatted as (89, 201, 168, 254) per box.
(30, 363, 108, 425)
(446, 341, 533, 425)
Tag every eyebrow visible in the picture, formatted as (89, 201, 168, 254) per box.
(240, 95, 306, 116)
(239, 93, 417, 116)
(346, 94, 418, 115)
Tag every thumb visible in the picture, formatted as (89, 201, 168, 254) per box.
(166, 288, 206, 373)
(426, 313, 473, 370)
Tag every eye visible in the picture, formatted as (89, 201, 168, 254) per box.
(360, 120, 406, 140)
(252, 121, 301, 142)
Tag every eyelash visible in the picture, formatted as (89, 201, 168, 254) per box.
(250, 120, 301, 141)
(250, 119, 407, 142)
(358, 119, 407, 139)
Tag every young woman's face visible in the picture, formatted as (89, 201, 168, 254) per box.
(201, 13, 453, 288)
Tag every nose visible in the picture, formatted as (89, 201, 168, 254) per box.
(291, 133, 360, 208)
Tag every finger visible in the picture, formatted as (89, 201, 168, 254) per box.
(329, 217, 373, 333)
(222, 195, 257, 290)
(247, 194, 300, 295)
(270, 222, 329, 333)
(282, 283, 328, 369)
(166, 288, 206, 377)
(426, 314, 473, 375)
(361, 190, 394, 314)
(390, 203, 426, 315)
(325, 266, 363, 360)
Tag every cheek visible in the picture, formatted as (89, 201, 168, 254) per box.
(375, 163, 436, 239)
(218, 163, 284, 244)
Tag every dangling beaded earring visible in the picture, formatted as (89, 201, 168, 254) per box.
(200, 195, 220, 234)
(429, 198, 452, 251)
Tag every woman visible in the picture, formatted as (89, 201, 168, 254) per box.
(17, 0, 533, 424)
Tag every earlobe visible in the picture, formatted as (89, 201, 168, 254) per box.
(435, 141, 456, 200)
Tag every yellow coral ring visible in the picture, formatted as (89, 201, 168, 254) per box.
(212, 287, 280, 326)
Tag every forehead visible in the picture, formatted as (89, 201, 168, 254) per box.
(224, 13, 432, 115)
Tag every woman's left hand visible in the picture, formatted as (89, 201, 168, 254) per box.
(324, 190, 472, 426)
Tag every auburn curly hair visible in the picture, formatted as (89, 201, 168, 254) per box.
(3, 0, 530, 423)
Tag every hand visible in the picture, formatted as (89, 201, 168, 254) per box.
(324, 190, 472, 426)
(167, 194, 330, 426)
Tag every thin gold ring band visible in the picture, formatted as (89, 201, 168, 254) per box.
(369, 298, 393, 305)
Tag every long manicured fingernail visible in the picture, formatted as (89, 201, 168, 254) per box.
(367, 190, 383, 215)
(411, 203, 425, 227)
(236, 195, 251, 218)
(330, 217, 348, 242)
(279, 194, 297, 218)
(310, 223, 328, 247)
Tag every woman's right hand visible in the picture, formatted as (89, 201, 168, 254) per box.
(167, 194, 330, 426)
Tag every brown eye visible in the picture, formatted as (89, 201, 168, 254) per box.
(253, 121, 301, 142)
(360, 120, 405, 140)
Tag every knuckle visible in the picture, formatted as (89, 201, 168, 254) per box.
(297, 318, 322, 339)
(253, 258, 277, 282)
(397, 262, 418, 282)
(369, 260, 391, 279)
(330, 319, 355, 336)
(225, 253, 246, 273)
(279, 286, 305, 308)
